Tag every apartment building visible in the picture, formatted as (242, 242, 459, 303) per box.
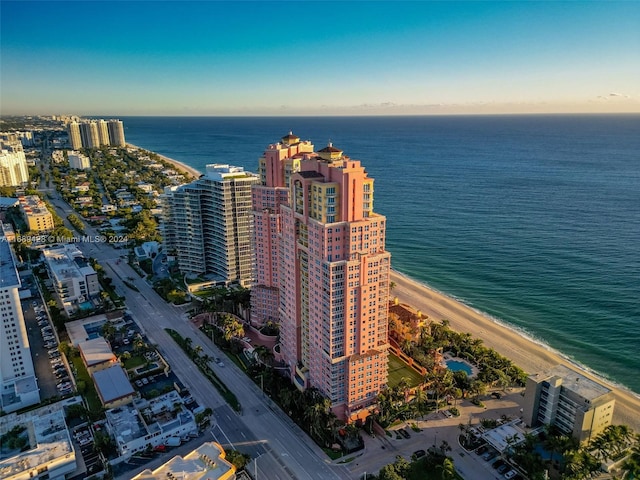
(0, 136, 29, 187)
(522, 364, 615, 443)
(265, 137, 391, 420)
(68, 151, 91, 170)
(42, 244, 101, 314)
(18, 195, 55, 232)
(0, 229, 39, 413)
(162, 164, 258, 286)
(251, 132, 314, 326)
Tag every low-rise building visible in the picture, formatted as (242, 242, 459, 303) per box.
(522, 364, 615, 443)
(42, 244, 101, 313)
(18, 195, 54, 232)
(131, 442, 236, 480)
(105, 391, 197, 458)
(78, 337, 118, 375)
(93, 365, 136, 408)
(0, 399, 80, 480)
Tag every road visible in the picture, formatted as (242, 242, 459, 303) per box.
(44, 189, 350, 480)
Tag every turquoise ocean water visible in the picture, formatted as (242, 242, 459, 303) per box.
(119, 115, 640, 394)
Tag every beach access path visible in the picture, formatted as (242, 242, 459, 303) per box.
(389, 270, 640, 432)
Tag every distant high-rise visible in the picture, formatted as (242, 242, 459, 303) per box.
(79, 122, 100, 149)
(0, 136, 29, 187)
(162, 164, 258, 286)
(254, 135, 391, 420)
(67, 121, 82, 149)
(97, 119, 110, 146)
(250, 132, 314, 326)
(0, 229, 40, 413)
(108, 119, 125, 146)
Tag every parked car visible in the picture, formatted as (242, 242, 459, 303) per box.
(476, 445, 488, 455)
(491, 392, 502, 399)
(135, 380, 143, 387)
(504, 470, 517, 479)
(398, 428, 411, 439)
(241, 336, 252, 343)
(413, 449, 426, 459)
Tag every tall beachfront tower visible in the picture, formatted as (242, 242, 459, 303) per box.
(278, 141, 391, 420)
(163, 164, 258, 286)
(108, 119, 126, 146)
(97, 119, 111, 146)
(67, 121, 82, 150)
(0, 229, 40, 413)
(250, 132, 314, 326)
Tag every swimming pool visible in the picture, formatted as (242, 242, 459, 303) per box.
(445, 359, 473, 376)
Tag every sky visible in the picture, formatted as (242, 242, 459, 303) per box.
(1, 1, 639, 116)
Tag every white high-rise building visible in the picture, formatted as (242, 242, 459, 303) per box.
(79, 122, 100, 149)
(162, 164, 258, 285)
(67, 121, 82, 149)
(0, 229, 40, 413)
(0, 137, 29, 187)
(108, 119, 126, 146)
(97, 119, 110, 146)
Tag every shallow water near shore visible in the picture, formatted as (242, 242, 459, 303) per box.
(121, 114, 640, 394)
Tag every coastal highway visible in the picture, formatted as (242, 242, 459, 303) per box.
(45, 191, 350, 479)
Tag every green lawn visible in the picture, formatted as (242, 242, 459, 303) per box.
(123, 355, 145, 369)
(71, 356, 102, 413)
(388, 353, 424, 388)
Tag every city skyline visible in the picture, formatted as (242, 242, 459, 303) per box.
(1, 1, 639, 116)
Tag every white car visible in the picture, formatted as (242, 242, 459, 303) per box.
(504, 470, 517, 479)
(241, 337, 252, 343)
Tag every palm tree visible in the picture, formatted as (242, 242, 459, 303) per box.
(437, 458, 456, 480)
(254, 345, 274, 366)
(621, 440, 640, 479)
(218, 314, 244, 341)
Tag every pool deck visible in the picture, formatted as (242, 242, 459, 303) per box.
(442, 352, 479, 377)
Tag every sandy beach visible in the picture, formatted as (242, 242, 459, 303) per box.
(126, 143, 202, 180)
(390, 270, 640, 432)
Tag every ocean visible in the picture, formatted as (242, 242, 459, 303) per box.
(120, 114, 640, 394)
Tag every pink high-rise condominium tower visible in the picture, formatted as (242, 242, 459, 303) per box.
(252, 133, 390, 420)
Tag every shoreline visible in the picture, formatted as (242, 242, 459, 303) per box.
(121, 142, 639, 431)
(126, 143, 202, 180)
(389, 269, 640, 432)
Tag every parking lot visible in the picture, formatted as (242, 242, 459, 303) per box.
(22, 294, 70, 400)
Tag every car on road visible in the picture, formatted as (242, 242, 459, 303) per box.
(215, 358, 224, 367)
